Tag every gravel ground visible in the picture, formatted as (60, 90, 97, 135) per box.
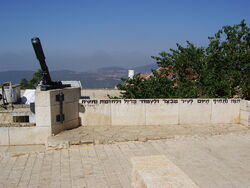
(46, 123, 250, 149)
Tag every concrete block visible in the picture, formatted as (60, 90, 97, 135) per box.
(50, 122, 64, 136)
(50, 101, 79, 134)
(9, 127, 51, 145)
(80, 100, 111, 126)
(35, 106, 52, 126)
(51, 117, 80, 135)
(50, 104, 61, 125)
(63, 101, 79, 121)
(35, 87, 80, 135)
(49, 102, 77, 121)
(145, 99, 179, 125)
(49, 102, 79, 128)
(63, 118, 80, 130)
(111, 100, 145, 126)
(62, 87, 81, 103)
(211, 100, 240, 124)
(179, 99, 211, 124)
(131, 155, 199, 188)
(35, 89, 60, 107)
(0, 128, 9, 145)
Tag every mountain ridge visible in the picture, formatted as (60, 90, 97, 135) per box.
(0, 63, 158, 88)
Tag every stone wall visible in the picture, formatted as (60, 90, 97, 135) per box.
(0, 105, 35, 124)
(240, 100, 250, 126)
(79, 99, 242, 126)
(0, 126, 51, 145)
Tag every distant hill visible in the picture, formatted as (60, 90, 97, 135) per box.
(51, 68, 126, 88)
(0, 64, 157, 88)
(87, 66, 127, 78)
(133, 63, 158, 74)
(0, 71, 35, 84)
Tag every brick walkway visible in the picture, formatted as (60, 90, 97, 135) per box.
(1, 132, 250, 188)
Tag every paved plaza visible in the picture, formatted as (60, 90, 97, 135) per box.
(1, 128, 250, 188)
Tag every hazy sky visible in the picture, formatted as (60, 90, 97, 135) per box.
(0, 0, 249, 72)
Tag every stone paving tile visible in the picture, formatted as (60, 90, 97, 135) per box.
(0, 146, 8, 152)
(1, 132, 250, 187)
(6, 145, 45, 153)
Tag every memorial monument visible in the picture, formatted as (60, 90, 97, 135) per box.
(32, 37, 80, 135)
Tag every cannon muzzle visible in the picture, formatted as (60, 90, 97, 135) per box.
(31, 37, 71, 91)
(31, 37, 52, 86)
(31, 37, 46, 62)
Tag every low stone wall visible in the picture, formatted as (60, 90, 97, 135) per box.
(0, 105, 35, 125)
(79, 99, 242, 126)
(0, 126, 50, 145)
(0, 97, 246, 146)
(240, 100, 250, 126)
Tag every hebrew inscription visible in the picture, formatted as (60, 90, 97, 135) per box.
(124, 99, 137, 104)
(80, 99, 241, 105)
(139, 99, 160, 104)
(82, 100, 98, 104)
(163, 99, 178, 104)
(181, 99, 193, 104)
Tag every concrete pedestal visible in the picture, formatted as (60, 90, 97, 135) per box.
(36, 87, 80, 135)
(131, 155, 199, 188)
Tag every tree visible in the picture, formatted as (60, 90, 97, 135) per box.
(117, 42, 206, 98)
(205, 20, 250, 99)
(117, 71, 175, 98)
(117, 20, 250, 99)
(151, 41, 207, 98)
(20, 69, 42, 89)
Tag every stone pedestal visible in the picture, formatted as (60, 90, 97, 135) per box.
(131, 155, 199, 188)
(36, 87, 80, 135)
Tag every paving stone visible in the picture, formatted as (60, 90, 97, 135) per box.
(0, 132, 250, 187)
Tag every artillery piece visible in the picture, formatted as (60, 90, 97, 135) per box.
(31, 37, 70, 91)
